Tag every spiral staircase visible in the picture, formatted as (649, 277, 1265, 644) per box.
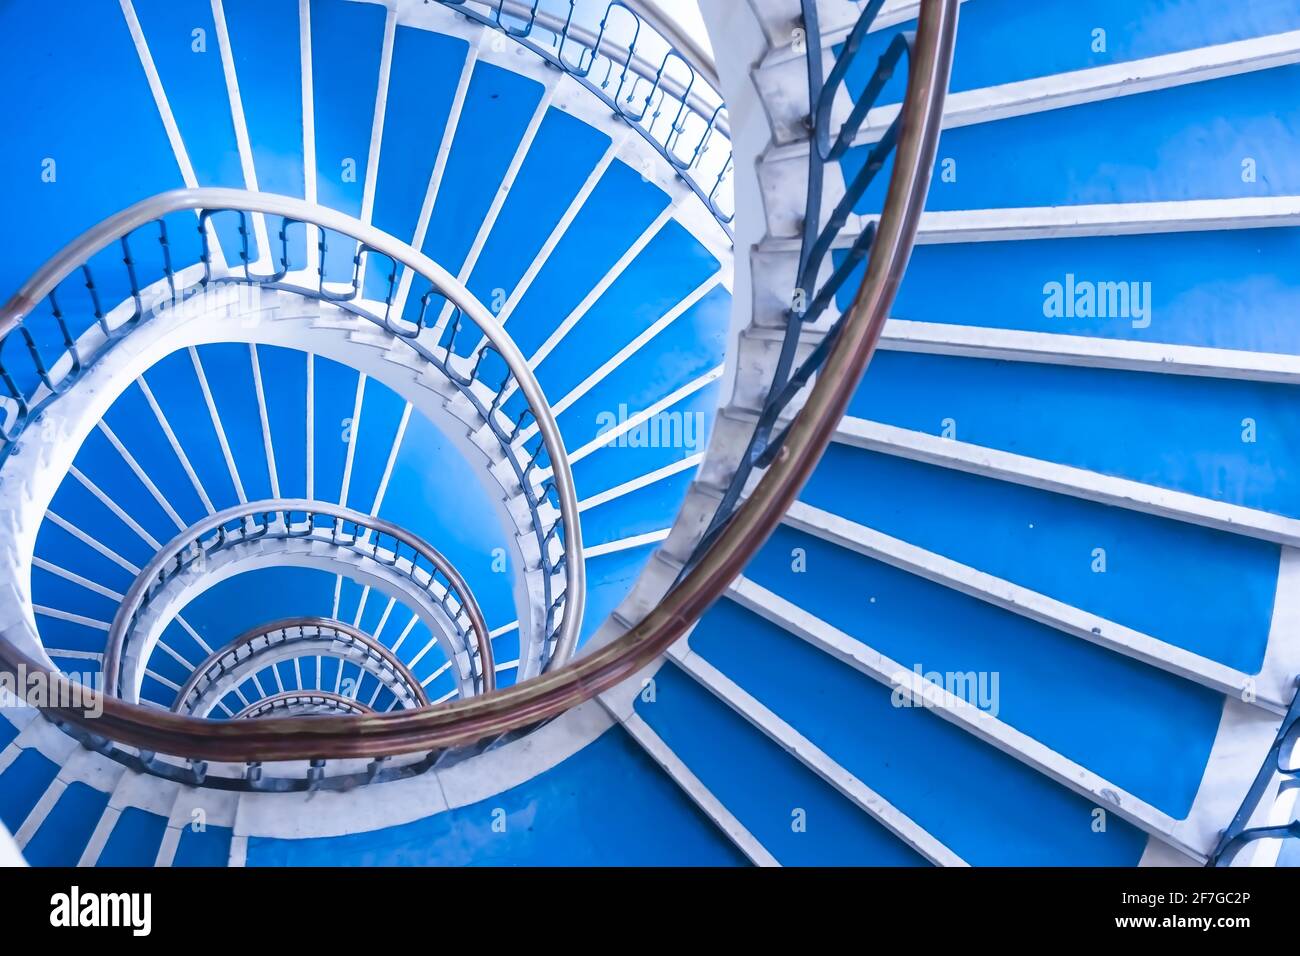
(0, 0, 1297, 868)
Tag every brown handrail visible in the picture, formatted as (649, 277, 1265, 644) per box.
(0, 0, 958, 763)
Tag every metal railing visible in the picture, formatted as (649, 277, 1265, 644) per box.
(0, 0, 957, 779)
(690, 0, 916, 561)
(0, 188, 584, 674)
(435, 0, 734, 229)
(235, 691, 374, 719)
(106, 501, 492, 701)
(173, 618, 431, 719)
(1210, 680, 1300, 866)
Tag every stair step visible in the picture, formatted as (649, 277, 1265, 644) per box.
(683, 597, 1156, 864)
(635, 657, 936, 865)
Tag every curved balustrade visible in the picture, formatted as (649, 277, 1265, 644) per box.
(0, 0, 957, 780)
(0, 188, 583, 673)
(173, 617, 430, 719)
(436, 0, 733, 228)
(690, 0, 920, 562)
(235, 691, 374, 720)
(105, 500, 492, 699)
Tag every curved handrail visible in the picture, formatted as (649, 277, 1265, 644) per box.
(435, 0, 733, 228)
(0, 188, 584, 673)
(687, 0, 923, 560)
(173, 617, 431, 717)
(0, 0, 957, 764)
(235, 690, 373, 720)
(105, 500, 492, 698)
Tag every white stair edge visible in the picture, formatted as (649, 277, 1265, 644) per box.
(783, 500, 1291, 711)
(766, 30, 1300, 152)
(879, 319, 1300, 385)
(757, 196, 1300, 249)
(599, 695, 780, 866)
(835, 415, 1300, 549)
(668, 640, 969, 866)
(726, 576, 1208, 861)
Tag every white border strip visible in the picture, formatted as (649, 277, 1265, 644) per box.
(835, 416, 1300, 548)
(879, 319, 1300, 385)
(757, 196, 1300, 250)
(784, 500, 1282, 709)
(727, 575, 1208, 859)
(669, 641, 968, 865)
(602, 699, 780, 866)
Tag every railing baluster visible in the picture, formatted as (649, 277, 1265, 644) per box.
(237, 210, 251, 277)
(18, 328, 54, 392)
(82, 264, 108, 335)
(0, 360, 29, 442)
(47, 290, 81, 379)
(157, 219, 178, 303)
(278, 216, 292, 277)
(508, 407, 531, 443)
(120, 234, 144, 326)
(440, 305, 460, 359)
